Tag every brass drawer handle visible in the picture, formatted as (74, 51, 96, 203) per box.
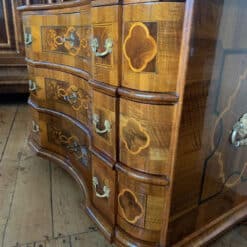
(63, 92, 78, 105)
(92, 176, 110, 198)
(231, 113, 247, 148)
(90, 38, 113, 57)
(24, 32, 32, 45)
(32, 120, 39, 133)
(66, 140, 89, 166)
(93, 113, 111, 134)
(29, 80, 37, 92)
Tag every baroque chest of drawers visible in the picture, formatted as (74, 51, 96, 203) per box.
(18, 0, 247, 246)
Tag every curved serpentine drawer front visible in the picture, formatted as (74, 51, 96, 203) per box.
(119, 99, 174, 175)
(117, 168, 169, 243)
(31, 109, 91, 191)
(92, 90, 117, 160)
(92, 155, 116, 226)
(28, 66, 92, 128)
(23, 5, 91, 74)
(122, 2, 185, 92)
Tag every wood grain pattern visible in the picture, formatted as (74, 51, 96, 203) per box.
(22, 4, 91, 76)
(20, 0, 247, 246)
(91, 5, 122, 86)
(28, 66, 92, 128)
(0, 104, 244, 247)
(167, 0, 247, 246)
(92, 90, 117, 161)
(122, 2, 185, 92)
(119, 98, 174, 175)
(92, 154, 116, 226)
(117, 168, 168, 243)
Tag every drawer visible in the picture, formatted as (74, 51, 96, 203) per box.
(37, 111, 91, 188)
(92, 90, 117, 160)
(23, 5, 91, 73)
(117, 167, 168, 243)
(122, 2, 184, 92)
(92, 154, 116, 225)
(119, 99, 174, 175)
(28, 67, 91, 128)
(91, 5, 121, 86)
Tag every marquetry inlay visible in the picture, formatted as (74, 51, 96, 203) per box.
(123, 22, 157, 73)
(118, 189, 144, 224)
(121, 118, 150, 155)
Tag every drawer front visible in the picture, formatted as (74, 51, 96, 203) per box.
(92, 155, 116, 225)
(92, 90, 116, 160)
(117, 170, 167, 242)
(23, 6, 91, 72)
(37, 111, 91, 188)
(119, 99, 174, 175)
(91, 5, 121, 86)
(28, 67, 91, 128)
(122, 2, 184, 92)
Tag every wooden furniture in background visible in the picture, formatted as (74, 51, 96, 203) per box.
(0, 0, 28, 94)
(18, 0, 247, 246)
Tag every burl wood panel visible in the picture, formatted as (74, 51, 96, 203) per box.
(119, 98, 174, 175)
(92, 90, 117, 161)
(92, 154, 116, 225)
(28, 66, 92, 128)
(91, 5, 122, 86)
(117, 168, 168, 243)
(22, 4, 91, 75)
(122, 2, 184, 92)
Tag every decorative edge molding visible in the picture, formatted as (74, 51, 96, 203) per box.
(26, 58, 90, 81)
(116, 163, 169, 186)
(115, 227, 157, 247)
(90, 146, 116, 169)
(174, 201, 247, 247)
(90, 79, 179, 105)
(88, 79, 118, 97)
(118, 87, 179, 105)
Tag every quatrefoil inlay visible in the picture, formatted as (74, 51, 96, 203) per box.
(123, 22, 157, 72)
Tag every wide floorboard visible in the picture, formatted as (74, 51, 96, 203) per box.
(0, 103, 246, 247)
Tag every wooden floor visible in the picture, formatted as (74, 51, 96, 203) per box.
(0, 103, 246, 247)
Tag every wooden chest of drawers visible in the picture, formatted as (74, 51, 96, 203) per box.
(18, 0, 247, 246)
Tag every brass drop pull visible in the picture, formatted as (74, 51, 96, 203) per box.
(93, 113, 111, 134)
(32, 120, 39, 133)
(63, 92, 78, 105)
(28, 80, 37, 92)
(230, 113, 247, 148)
(24, 32, 32, 45)
(92, 177, 110, 198)
(90, 38, 113, 57)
